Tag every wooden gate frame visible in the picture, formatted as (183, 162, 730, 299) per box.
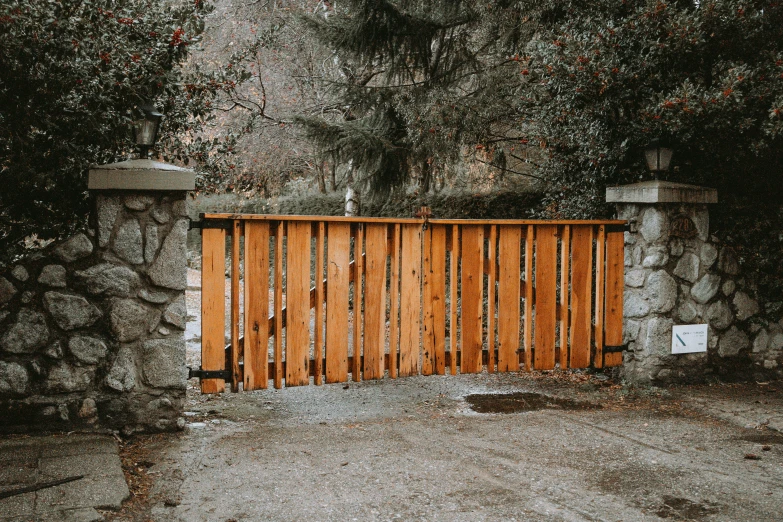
(196, 214, 626, 393)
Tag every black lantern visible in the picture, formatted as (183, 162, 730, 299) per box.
(644, 139, 673, 179)
(134, 103, 163, 158)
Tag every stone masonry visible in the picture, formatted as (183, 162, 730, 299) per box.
(0, 159, 194, 434)
(609, 181, 782, 384)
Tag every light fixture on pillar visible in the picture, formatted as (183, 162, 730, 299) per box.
(134, 103, 163, 159)
(644, 139, 673, 180)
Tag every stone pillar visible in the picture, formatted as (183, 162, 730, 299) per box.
(87, 159, 195, 433)
(0, 159, 194, 434)
(607, 180, 725, 384)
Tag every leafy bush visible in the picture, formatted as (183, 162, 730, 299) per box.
(526, 0, 783, 218)
(0, 0, 250, 264)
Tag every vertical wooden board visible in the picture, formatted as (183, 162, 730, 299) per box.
(230, 221, 241, 392)
(569, 225, 594, 369)
(352, 225, 364, 382)
(314, 222, 326, 385)
(422, 227, 434, 376)
(399, 224, 422, 377)
(534, 225, 558, 370)
(497, 226, 521, 372)
(559, 225, 571, 370)
(202, 228, 226, 394)
(273, 222, 284, 389)
(594, 226, 606, 369)
(286, 221, 311, 387)
(460, 225, 484, 374)
(486, 226, 497, 373)
(363, 224, 387, 380)
(604, 228, 624, 367)
(449, 225, 459, 375)
(431, 225, 447, 375)
(243, 221, 269, 391)
(388, 224, 400, 379)
(326, 223, 351, 383)
(523, 226, 534, 371)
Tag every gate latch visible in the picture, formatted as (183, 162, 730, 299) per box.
(188, 367, 232, 380)
(603, 345, 628, 354)
(415, 206, 432, 230)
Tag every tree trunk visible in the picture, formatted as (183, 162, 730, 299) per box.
(317, 161, 327, 194)
(420, 161, 432, 193)
(330, 155, 337, 191)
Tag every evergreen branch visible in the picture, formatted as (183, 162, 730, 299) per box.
(473, 158, 546, 181)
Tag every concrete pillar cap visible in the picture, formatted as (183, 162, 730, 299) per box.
(606, 180, 717, 204)
(88, 158, 195, 191)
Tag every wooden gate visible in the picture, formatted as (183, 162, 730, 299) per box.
(197, 214, 625, 393)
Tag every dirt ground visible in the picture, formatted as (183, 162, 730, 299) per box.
(102, 371, 783, 522)
(102, 270, 783, 521)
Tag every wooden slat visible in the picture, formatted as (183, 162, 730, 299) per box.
(524, 226, 534, 371)
(431, 225, 447, 375)
(399, 224, 422, 377)
(487, 226, 497, 373)
(201, 228, 226, 394)
(569, 225, 594, 369)
(594, 225, 606, 369)
(450, 225, 459, 375)
(314, 222, 326, 385)
(229, 221, 241, 392)
(286, 221, 311, 387)
(604, 228, 624, 367)
(460, 225, 484, 374)
(388, 224, 400, 379)
(422, 226, 434, 376)
(559, 225, 570, 370)
(352, 224, 364, 382)
(200, 215, 627, 394)
(497, 226, 521, 372)
(326, 222, 351, 383)
(243, 221, 269, 390)
(534, 224, 558, 370)
(273, 221, 284, 389)
(363, 223, 387, 380)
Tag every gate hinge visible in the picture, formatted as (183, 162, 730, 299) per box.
(188, 367, 232, 380)
(188, 218, 233, 231)
(606, 223, 631, 234)
(603, 345, 628, 353)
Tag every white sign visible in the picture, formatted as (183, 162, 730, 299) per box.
(671, 324, 708, 354)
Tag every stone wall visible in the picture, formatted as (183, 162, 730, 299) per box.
(0, 192, 189, 434)
(618, 202, 783, 384)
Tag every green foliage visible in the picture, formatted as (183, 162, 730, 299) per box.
(298, 0, 541, 196)
(0, 0, 251, 263)
(525, 0, 783, 217)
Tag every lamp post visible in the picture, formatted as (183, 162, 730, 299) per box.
(134, 103, 163, 159)
(644, 139, 673, 180)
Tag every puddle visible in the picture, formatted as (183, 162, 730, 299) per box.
(656, 495, 719, 520)
(736, 430, 783, 444)
(464, 392, 599, 414)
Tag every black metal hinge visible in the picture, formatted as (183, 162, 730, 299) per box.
(188, 367, 232, 380)
(606, 224, 631, 233)
(603, 345, 628, 354)
(188, 219, 233, 231)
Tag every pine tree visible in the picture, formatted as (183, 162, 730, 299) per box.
(297, 0, 544, 197)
